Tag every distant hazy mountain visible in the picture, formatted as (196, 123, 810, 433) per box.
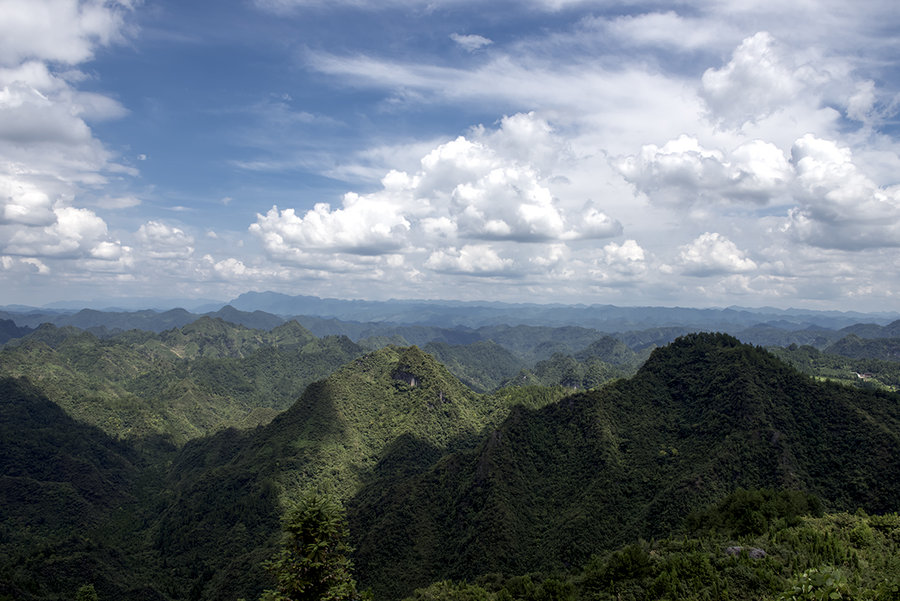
(0, 305, 286, 334)
(0, 318, 31, 344)
(229, 291, 899, 331)
(41, 296, 224, 312)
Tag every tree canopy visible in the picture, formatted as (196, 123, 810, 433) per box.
(261, 493, 362, 601)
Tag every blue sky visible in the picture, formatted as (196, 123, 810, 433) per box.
(2, 0, 900, 310)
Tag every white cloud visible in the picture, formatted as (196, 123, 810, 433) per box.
(251, 198, 411, 257)
(93, 195, 141, 209)
(594, 11, 736, 52)
(137, 221, 196, 259)
(306, 48, 704, 152)
(205, 256, 292, 282)
(424, 244, 514, 276)
(679, 232, 757, 276)
(450, 33, 492, 52)
(783, 135, 900, 250)
(602, 239, 647, 276)
(253, 0, 592, 12)
(846, 80, 877, 123)
(0, 0, 133, 67)
(0, 0, 137, 292)
(701, 32, 799, 126)
(250, 113, 623, 273)
(473, 112, 568, 176)
(614, 135, 792, 205)
(0, 174, 56, 226)
(698, 31, 863, 131)
(3, 206, 126, 260)
(0, 255, 50, 274)
(0, 63, 99, 147)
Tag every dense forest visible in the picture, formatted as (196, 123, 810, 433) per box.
(2, 306, 900, 601)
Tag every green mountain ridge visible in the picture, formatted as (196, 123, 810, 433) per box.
(0, 377, 160, 601)
(0, 319, 365, 446)
(149, 345, 568, 600)
(3, 332, 900, 601)
(347, 334, 900, 599)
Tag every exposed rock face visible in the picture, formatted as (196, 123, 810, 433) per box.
(725, 546, 766, 559)
(392, 370, 418, 387)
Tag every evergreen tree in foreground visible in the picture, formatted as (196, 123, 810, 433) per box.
(75, 584, 99, 601)
(261, 493, 363, 601)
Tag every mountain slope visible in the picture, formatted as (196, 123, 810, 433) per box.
(0, 319, 364, 445)
(422, 340, 525, 392)
(0, 377, 158, 601)
(151, 346, 567, 601)
(347, 333, 900, 599)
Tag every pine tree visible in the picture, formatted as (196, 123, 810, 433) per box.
(260, 493, 362, 601)
(75, 584, 99, 601)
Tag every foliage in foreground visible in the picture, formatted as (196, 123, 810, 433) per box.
(401, 491, 900, 601)
(260, 493, 363, 601)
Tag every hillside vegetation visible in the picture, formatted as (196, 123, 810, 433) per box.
(348, 334, 900, 598)
(2, 327, 900, 601)
(0, 318, 364, 446)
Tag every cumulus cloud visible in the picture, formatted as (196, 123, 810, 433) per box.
(783, 135, 900, 249)
(250, 113, 623, 272)
(0, 0, 136, 290)
(698, 30, 874, 131)
(679, 232, 757, 276)
(0, 62, 123, 150)
(602, 239, 647, 276)
(450, 33, 492, 52)
(137, 221, 196, 259)
(250, 198, 411, 257)
(0, 174, 56, 226)
(201, 256, 294, 283)
(424, 244, 514, 276)
(701, 32, 805, 126)
(0, 0, 133, 67)
(614, 135, 792, 205)
(0, 255, 50, 275)
(473, 112, 568, 176)
(3, 206, 127, 260)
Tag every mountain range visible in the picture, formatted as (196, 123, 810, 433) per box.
(3, 311, 900, 601)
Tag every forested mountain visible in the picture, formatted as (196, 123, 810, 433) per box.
(5, 298, 900, 355)
(0, 318, 365, 446)
(3, 326, 900, 601)
(0, 377, 158, 601)
(151, 346, 569, 600)
(0, 318, 31, 344)
(347, 334, 900, 598)
(771, 343, 900, 390)
(421, 341, 524, 392)
(825, 334, 900, 360)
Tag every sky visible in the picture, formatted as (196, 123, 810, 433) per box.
(1, 0, 900, 310)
